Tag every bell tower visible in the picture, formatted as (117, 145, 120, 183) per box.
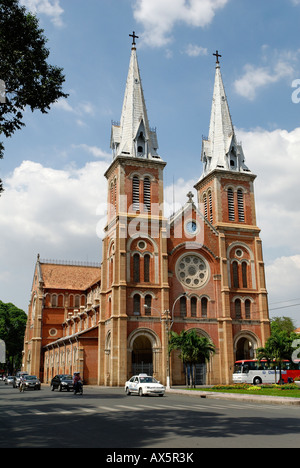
(195, 53, 270, 382)
(98, 34, 169, 386)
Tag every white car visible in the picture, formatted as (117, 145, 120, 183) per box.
(125, 374, 165, 397)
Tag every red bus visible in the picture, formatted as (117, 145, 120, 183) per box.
(233, 359, 300, 385)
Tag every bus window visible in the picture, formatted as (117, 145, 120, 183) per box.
(234, 364, 242, 374)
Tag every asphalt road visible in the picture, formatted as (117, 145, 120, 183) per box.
(1, 382, 300, 450)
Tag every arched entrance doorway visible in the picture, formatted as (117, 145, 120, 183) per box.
(132, 335, 153, 376)
(128, 328, 162, 380)
(236, 337, 254, 360)
(234, 332, 259, 361)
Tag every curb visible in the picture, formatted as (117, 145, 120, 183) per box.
(166, 388, 300, 406)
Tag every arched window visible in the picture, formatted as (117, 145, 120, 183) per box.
(232, 261, 239, 288)
(114, 179, 117, 210)
(51, 294, 58, 307)
(143, 177, 151, 212)
(203, 194, 208, 219)
(191, 297, 197, 317)
(237, 189, 245, 222)
(144, 295, 152, 315)
(133, 294, 141, 315)
(242, 262, 248, 288)
(133, 254, 140, 282)
(228, 188, 235, 221)
(201, 297, 208, 318)
(144, 254, 150, 282)
(74, 295, 80, 308)
(132, 176, 140, 211)
(208, 191, 213, 224)
(235, 299, 242, 319)
(245, 299, 251, 319)
(180, 296, 187, 317)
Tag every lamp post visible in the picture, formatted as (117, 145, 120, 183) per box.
(144, 292, 188, 390)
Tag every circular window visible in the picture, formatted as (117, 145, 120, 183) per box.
(175, 254, 209, 289)
(49, 328, 57, 337)
(235, 249, 243, 258)
(185, 221, 198, 235)
(138, 240, 146, 250)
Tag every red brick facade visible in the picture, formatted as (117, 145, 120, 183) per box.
(22, 47, 270, 386)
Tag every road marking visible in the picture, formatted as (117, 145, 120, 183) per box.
(116, 405, 143, 411)
(5, 410, 22, 417)
(98, 406, 119, 412)
(78, 407, 97, 413)
(30, 409, 48, 415)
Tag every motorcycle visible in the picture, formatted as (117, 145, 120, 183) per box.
(19, 381, 25, 393)
(73, 381, 83, 395)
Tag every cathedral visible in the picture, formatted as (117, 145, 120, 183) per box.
(22, 37, 270, 386)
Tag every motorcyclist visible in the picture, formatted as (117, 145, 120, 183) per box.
(19, 374, 25, 392)
(73, 372, 82, 394)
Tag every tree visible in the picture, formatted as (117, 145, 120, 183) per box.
(256, 328, 298, 383)
(0, 301, 27, 373)
(169, 329, 215, 387)
(271, 316, 296, 335)
(0, 0, 68, 194)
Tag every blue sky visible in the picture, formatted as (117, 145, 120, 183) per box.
(1, 0, 300, 326)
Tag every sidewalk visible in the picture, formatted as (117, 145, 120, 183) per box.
(166, 387, 300, 406)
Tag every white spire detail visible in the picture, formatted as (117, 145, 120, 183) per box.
(201, 61, 251, 177)
(110, 45, 160, 160)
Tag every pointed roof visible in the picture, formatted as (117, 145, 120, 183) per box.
(200, 58, 251, 179)
(110, 42, 160, 160)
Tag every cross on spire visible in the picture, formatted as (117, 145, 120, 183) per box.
(129, 31, 139, 46)
(213, 50, 222, 64)
(187, 191, 194, 203)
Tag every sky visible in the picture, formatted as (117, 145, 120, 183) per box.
(1, 0, 300, 327)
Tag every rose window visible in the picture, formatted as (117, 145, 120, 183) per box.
(176, 254, 209, 288)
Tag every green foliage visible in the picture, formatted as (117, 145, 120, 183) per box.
(0, 0, 68, 193)
(271, 316, 297, 335)
(0, 300, 27, 372)
(169, 329, 215, 387)
(256, 323, 299, 383)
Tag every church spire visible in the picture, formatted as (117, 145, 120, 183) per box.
(110, 33, 160, 160)
(201, 52, 250, 178)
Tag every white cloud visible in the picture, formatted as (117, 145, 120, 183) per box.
(20, 0, 64, 27)
(234, 49, 296, 100)
(0, 160, 109, 247)
(133, 0, 229, 47)
(72, 144, 111, 161)
(266, 255, 300, 325)
(53, 98, 95, 116)
(184, 44, 208, 57)
(237, 127, 300, 252)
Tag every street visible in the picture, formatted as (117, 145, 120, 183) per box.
(0, 382, 300, 449)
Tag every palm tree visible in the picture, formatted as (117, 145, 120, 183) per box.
(169, 330, 215, 387)
(256, 330, 295, 383)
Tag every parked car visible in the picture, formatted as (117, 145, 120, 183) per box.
(5, 376, 16, 386)
(125, 374, 165, 397)
(22, 375, 41, 390)
(50, 374, 74, 392)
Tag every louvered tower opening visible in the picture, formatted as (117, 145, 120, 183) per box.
(143, 177, 151, 212)
(132, 176, 140, 211)
(228, 188, 235, 221)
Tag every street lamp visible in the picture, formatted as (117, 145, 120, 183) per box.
(144, 292, 188, 390)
